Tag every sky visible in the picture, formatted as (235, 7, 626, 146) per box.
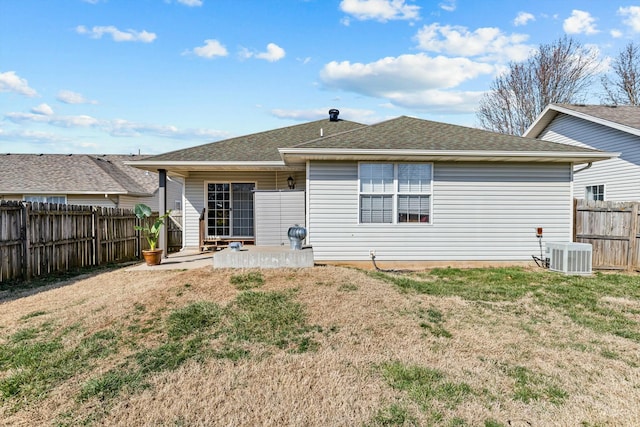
(1, 0, 639, 155)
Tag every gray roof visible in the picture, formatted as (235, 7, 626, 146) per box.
(0, 154, 157, 195)
(555, 104, 640, 130)
(293, 116, 599, 152)
(130, 115, 616, 174)
(145, 119, 365, 162)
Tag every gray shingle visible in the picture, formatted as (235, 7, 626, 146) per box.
(0, 154, 156, 195)
(554, 104, 640, 130)
(146, 119, 366, 162)
(294, 116, 601, 153)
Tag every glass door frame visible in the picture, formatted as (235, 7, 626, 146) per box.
(204, 181, 256, 239)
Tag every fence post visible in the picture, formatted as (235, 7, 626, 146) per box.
(93, 208, 101, 266)
(628, 203, 639, 272)
(21, 202, 32, 280)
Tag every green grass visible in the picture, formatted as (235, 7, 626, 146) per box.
(502, 365, 568, 405)
(372, 268, 640, 343)
(367, 403, 418, 426)
(77, 289, 320, 408)
(0, 323, 120, 410)
(230, 271, 265, 290)
(381, 361, 473, 413)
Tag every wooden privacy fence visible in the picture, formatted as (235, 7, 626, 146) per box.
(0, 201, 140, 283)
(574, 199, 640, 271)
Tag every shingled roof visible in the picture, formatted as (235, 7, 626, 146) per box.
(145, 118, 365, 162)
(292, 116, 600, 152)
(129, 114, 617, 174)
(525, 104, 640, 138)
(0, 154, 157, 195)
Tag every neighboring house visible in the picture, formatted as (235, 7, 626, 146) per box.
(524, 104, 640, 202)
(130, 111, 616, 265)
(0, 154, 183, 212)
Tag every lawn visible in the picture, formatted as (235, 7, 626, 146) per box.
(1, 265, 639, 426)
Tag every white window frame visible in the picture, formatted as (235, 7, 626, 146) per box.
(358, 162, 433, 225)
(23, 195, 67, 204)
(585, 184, 605, 201)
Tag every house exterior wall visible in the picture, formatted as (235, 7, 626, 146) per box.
(307, 161, 573, 262)
(538, 113, 640, 201)
(183, 170, 305, 248)
(254, 190, 306, 246)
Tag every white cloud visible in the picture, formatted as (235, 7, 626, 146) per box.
(610, 29, 623, 38)
(177, 0, 203, 6)
(514, 12, 535, 27)
(240, 43, 286, 62)
(186, 39, 228, 59)
(0, 128, 72, 144)
(414, 23, 532, 62)
(31, 104, 54, 116)
(619, 6, 640, 32)
(563, 10, 599, 35)
(439, 0, 456, 12)
(76, 25, 157, 43)
(57, 90, 97, 105)
(339, 0, 420, 22)
(4, 110, 230, 142)
(0, 71, 38, 97)
(320, 53, 493, 111)
(255, 43, 286, 62)
(6, 112, 100, 128)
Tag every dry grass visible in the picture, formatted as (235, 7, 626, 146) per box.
(1, 265, 640, 426)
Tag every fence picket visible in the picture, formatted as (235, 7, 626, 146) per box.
(0, 201, 146, 284)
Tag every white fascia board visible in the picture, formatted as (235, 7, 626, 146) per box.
(279, 148, 619, 165)
(523, 104, 557, 137)
(124, 160, 295, 174)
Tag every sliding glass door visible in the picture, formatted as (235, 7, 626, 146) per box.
(206, 183, 255, 238)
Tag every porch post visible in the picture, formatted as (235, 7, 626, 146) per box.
(159, 168, 167, 257)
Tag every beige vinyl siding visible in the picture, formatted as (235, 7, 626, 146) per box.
(66, 195, 118, 208)
(308, 161, 572, 262)
(254, 191, 306, 246)
(183, 170, 305, 248)
(539, 113, 640, 201)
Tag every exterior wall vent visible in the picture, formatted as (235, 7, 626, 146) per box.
(545, 242, 592, 275)
(329, 109, 339, 121)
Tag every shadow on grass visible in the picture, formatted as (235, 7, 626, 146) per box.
(0, 261, 138, 304)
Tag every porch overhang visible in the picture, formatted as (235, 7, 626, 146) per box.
(278, 148, 619, 166)
(125, 160, 305, 177)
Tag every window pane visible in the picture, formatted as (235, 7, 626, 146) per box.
(585, 185, 604, 201)
(360, 163, 393, 193)
(360, 195, 393, 223)
(398, 195, 430, 223)
(398, 164, 431, 193)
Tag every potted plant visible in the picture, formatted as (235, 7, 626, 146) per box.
(134, 203, 172, 266)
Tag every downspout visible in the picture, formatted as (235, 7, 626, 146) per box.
(573, 162, 592, 174)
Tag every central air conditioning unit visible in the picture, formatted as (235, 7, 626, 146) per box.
(545, 242, 592, 275)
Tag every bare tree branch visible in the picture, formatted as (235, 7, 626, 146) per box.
(602, 42, 640, 106)
(476, 36, 600, 136)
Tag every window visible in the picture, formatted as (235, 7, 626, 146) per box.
(359, 163, 432, 224)
(24, 195, 66, 204)
(585, 185, 604, 201)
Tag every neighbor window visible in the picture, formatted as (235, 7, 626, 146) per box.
(585, 185, 604, 201)
(359, 163, 432, 224)
(24, 195, 66, 204)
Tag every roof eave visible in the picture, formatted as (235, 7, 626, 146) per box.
(279, 148, 619, 165)
(125, 160, 303, 176)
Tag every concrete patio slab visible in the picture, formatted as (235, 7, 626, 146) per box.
(213, 246, 314, 269)
(125, 250, 212, 271)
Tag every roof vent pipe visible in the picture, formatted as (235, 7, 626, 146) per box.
(329, 109, 339, 121)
